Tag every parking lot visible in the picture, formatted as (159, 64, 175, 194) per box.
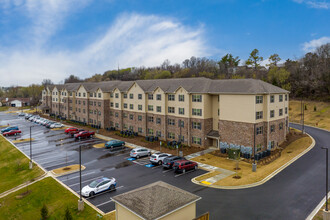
(0, 112, 206, 213)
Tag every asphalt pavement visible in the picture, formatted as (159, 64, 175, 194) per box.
(1, 112, 329, 219)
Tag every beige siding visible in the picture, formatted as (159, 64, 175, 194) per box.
(125, 83, 146, 113)
(165, 87, 189, 118)
(211, 95, 219, 130)
(161, 203, 196, 220)
(116, 203, 142, 220)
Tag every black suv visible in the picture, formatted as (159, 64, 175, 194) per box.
(162, 156, 185, 169)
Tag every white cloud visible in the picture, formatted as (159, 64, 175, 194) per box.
(303, 36, 330, 52)
(293, 0, 330, 9)
(0, 11, 211, 86)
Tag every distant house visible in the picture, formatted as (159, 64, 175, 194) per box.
(7, 98, 31, 107)
(112, 181, 201, 220)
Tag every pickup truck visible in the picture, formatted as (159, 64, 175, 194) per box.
(70, 129, 85, 137)
(74, 131, 95, 140)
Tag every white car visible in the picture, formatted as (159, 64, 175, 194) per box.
(149, 152, 172, 165)
(130, 148, 151, 159)
(81, 177, 116, 197)
(50, 123, 63, 128)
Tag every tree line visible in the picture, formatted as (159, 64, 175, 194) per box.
(1, 43, 329, 102)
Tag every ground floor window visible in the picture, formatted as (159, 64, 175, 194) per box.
(138, 127, 143, 133)
(124, 124, 128, 129)
(115, 123, 119, 128)
(270, 125, 275, 133)
(192, 137, 201, 145)
(256, 126, 263, 135)
(148, 129, 154, 135)
(279, 122, 283, 130)
(156, 131, 161, 137)
(110, 121, 114, 126)
(168, 132, 175, 139)
(178, 135, 184, 142)
(270, 141, 275, 149)
(129, 125, 133, 131)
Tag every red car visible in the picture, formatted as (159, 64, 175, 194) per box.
(172, 160, 198, 173)
(65, 127, 78, 134)
(3, 130, 22, 136)
(74, 131, 95, 140)
(69, 129, 85, 137)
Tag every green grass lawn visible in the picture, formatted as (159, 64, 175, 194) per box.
(0, 106, 9, 111)
(0, 177, 103, 220)
(0, 136, 44, 193)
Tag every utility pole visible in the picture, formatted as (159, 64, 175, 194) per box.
(252, 123, 257, 172)
(321, 147, 329, 214)
(29, 126, 33, 169)
(78, 145, 84, 211)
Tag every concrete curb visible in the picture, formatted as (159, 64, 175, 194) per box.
(191, 132, 316, 189)
(306, 192, 330, 220)
(50, 165, 86, 177)
(290, 122, 329, 133)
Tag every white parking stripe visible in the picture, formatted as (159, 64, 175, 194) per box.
(96, 199, 113, 207)
(60, 171, 96, 181)
(43, 160, 75, 169)
(68, 176, 103, 187)
(174, 170, 195, 177)
(162, 169, 173, 173)
(37, 155, 68, 163)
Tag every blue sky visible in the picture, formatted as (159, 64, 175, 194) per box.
(0, 0, 329, 86)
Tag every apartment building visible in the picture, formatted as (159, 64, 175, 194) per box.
(42, 78, 289, 152)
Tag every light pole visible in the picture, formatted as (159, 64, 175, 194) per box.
(252, 123, 257, 172)
(29, 126, 33, 169)
(78, 145, 84, 211)
(321, 147, 329, 213)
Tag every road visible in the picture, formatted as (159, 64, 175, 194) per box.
(1, 112, 329, 219)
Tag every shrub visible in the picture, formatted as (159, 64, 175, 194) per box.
(314, 106, 317, 111)
(64, 207, 73, 220)
(40, 204, 48, 220)
(304, 104, 307, 110)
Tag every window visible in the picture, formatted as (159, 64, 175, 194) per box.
(270, 125, 275, 132)
(98, 102, 101, 107)
(179, 95, 185, 102)
(110, 93, 113, 98)
(179, 108, 184, 115)
(270, 110, 274, 118)
(110, 111, 113, 116)
(148, 129, 154, 135)
(168, 119, 175, 125)
(129, 94, 133, 99)
(98, 93, 101, 98)
(256, 126, 263, 135)
(279, 94, 283, 102)
(218, 109, 220, 116)
(83, 109, 85, 113)
(130, 104, 134, 110)
(78, 100, 81, 105)
(168, 107, 175, 113)
(192, 109, 202, 116)
(129, 114, 133, 120)
(178, 120, 184, 128)
(138, 127, 143, 133)
(256, 96, 263, 104)
(94, 101, 96, 106)
(138, 105, 142, 111)
(110, 121, 114, 126)
(148, 94, 153, 100)
(156, 94, 161, 101)
(256, 111, 263, 120)
(89, 101, 93, 106)
(148, 105, 153, 111)
(270, 141, 275, 149)
(123, 124, 127, 129)
(279, 109, 283, 116)
(83, 93, 86, 97)
(270, 95, 274, 103)
(178, 135, 184, 142)
(285, 107, 288, 114)
(148, 117, 154, 122)
(192, 94, 202, 102)
(123, 103, 127, 109)
(168, 94, 175, 101)
(279, 122, 283, 130)
(115, 93, 119, 98)
(83, 101, 86, 105)
(138, 94, 142, 100)
(192, 137, 201, 145)
(156, 118, 161, 124)
(115, 103, 119, 108)
(94, 110, 97, 114)
(285, 94, 288, 101)
(115, 112, 119, 117)
(110, 102, 114, 107)
(115, 123, 119, 128)
(138, 115, 142, 121)
(98, 111, 101, 115)
(168, 132, 175, 139)
(156, 131, 161, 137)
(123, 113, 127, 118)
(89, 110, 93, 114)
(192, 122, 201, 130)
(123, 93, 127, 99)
(157, 106, 161, 113)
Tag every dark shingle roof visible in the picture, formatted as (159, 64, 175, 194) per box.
(48, 78, 289, 94)
(112, 181, 201, 220)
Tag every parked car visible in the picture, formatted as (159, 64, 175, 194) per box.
(130, 148, 151, 159)
(2, 130, 21, 136)
(105, 140, 125, 149)
(172, 160, 198, 173)
(149, 152, 172, 165)
(74, 131, 95, 140)
(162, 156, 185, 169)
(45, 122, 56, 128)
(50, 123, 63, 128)
(81, 177, 116, 197)
(1, 126, 19, 134)
(18, 112, 25, 116)
(65, 127, 78, 134)
(69, 129, 85, 137)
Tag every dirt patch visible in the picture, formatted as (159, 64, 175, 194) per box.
(52, 164, 85, 175)
(15, 190, 31, 199)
